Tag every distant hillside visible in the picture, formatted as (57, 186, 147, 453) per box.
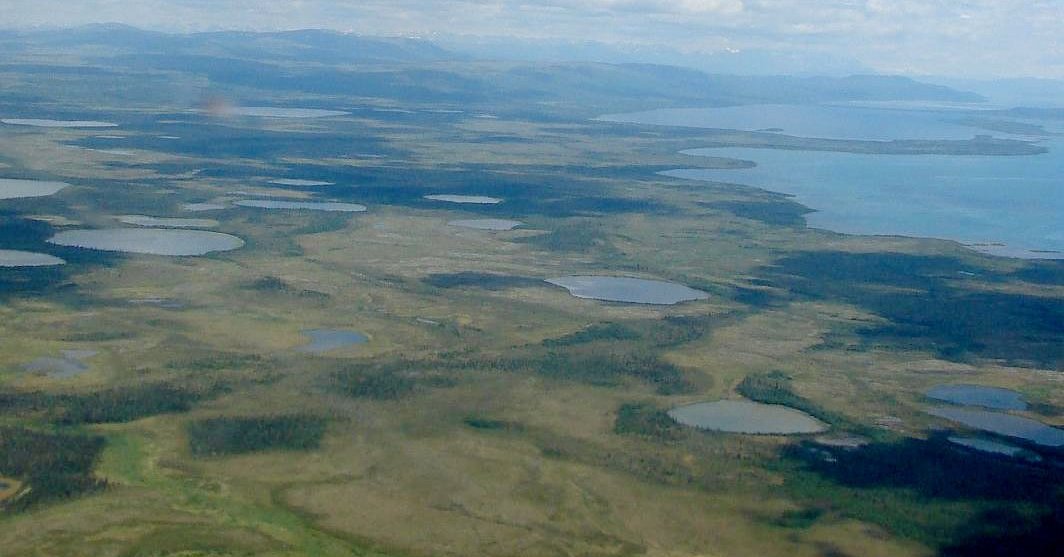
(0, 25, 984, 113)
(0, 24, 456, 64)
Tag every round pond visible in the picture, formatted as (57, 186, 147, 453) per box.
(22, 349, 97, 379)
(669, 400, 828, 435)
(546, 276, 709, 305)
(0, 178, 70, 200)
(49, 229, 245, 256)
(0, 250, 65, 267)
(235, 200, 367, 212)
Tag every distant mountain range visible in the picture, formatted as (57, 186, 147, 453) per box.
(0, 24, 987, 111)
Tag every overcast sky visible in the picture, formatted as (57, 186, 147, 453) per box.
(2, 0, 1061, 79)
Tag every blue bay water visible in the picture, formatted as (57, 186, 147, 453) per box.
(608, 104, 1063, 258)
(665, 145, 1063, 258)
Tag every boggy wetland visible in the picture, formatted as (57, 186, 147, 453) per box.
(0, 27, 1062, 557)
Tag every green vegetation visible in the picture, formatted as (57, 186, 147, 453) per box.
(0, 384, 212, 424)
(736, 371, 847, 426)
(542, 322, 641, 347)
(187, 415, 328, 456)
(764, 252, 1064, 368)
(513, 350, 695, 394)
(0, 26, 1059, 557)
(58, 385, 209, 424)
(423, 271, 543, 290)
(613, 402, 682, 441)
(462, 416, 523, 432)
(779, 435, 1064, 550)
(513, 221, 614, 253)
(334, 362, 423, 400)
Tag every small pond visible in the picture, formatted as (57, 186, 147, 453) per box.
(546, 276, 709, 305)
(22, 349, 97, 379)
(297, 329, 368, 354)
(669, 400, 828, 434)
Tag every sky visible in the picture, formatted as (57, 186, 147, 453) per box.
(1, 0, 1062, 79)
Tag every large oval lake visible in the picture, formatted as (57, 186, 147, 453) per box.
(49, 229, 245, 256)
(669, 400, 828, 435)
(0, 178, 70, 200)
(546, 276, 709, 305)
(235, 200, 367, 212)
(448, 219, 523, 231)
(0, 250, 66, 267)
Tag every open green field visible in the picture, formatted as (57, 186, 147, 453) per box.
(1, 30, 1062, 557)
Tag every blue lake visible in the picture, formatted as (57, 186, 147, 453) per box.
(607, 104, 1063, 258)
(926, 384, 1027, 411)
(928, 406, 1064, 448)
(297, 329, 368, 354)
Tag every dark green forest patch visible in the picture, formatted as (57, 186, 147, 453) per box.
(761, 252, 1063, 368)
(542, 322, 641, 347)
(186, 415, 327, 456)
(736, 371, 849, 428)
(780, 434, 1064, 551)
(698, 200, 811, 227)
(0, 427, 106, 512)
(1, 383, 215, 424)
(333, 361, 456, 400)
(423, 272, 543, 291)
(613, 402, 683, 441)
